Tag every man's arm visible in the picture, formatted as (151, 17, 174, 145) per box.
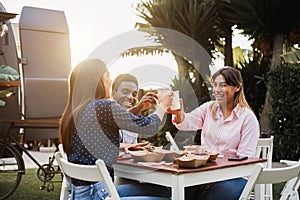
(128, 91, 158, 115)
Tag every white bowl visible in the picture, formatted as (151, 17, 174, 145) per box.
(130, 151, 165, 162)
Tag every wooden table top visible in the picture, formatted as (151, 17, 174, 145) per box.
(117, 155, 266, 175)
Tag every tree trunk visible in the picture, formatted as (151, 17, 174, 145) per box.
(271, 34, 283, 69)
(259, 34, 283, 133)
(224, 25, 233, 67)
(173, 54, 189, 78)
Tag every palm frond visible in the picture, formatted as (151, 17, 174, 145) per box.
(281, 49, 300, 63)
(135, 0, 221, 56)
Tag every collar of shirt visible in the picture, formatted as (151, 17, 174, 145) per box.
(214, 103, 243, 121)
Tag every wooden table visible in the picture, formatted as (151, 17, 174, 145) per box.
(114, 155, 266, 200)
(0, 81, 21, 87)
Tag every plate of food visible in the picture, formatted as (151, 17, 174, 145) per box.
(154, 149, 185, 162)
(129, 150, 165, 162)
(175, 153, 210, 168)
(191, 151, 220, 161)
(183, 145, 202, 151)
(126, 142, 162, 152)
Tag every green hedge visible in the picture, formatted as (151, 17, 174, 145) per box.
(268, 64, 300, 161)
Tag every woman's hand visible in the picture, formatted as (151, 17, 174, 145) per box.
(167, 98, 185, 124)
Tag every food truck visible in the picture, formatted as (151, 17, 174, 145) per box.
(0, 3, 71, 146)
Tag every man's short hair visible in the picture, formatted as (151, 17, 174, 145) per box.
(112, 74, 138, 92)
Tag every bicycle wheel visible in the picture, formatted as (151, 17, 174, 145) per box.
(0, 140, 25, 200)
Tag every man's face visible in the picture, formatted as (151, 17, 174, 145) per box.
(112, 81, 138, 109)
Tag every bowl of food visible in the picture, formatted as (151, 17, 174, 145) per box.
(175, 153, 209, 168)
(208, 152, 219, 161)
(156, 149, 185, 162)
(192, 151, 219, 162)
(183, 145, 202, 152)
(129, 151, 165, 162)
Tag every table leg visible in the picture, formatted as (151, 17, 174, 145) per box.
(175, 176, 184, 200)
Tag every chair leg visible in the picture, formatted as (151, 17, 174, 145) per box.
(254, 184, 265, 200)
(266, 183, 273, 200)
(60, 177, 71, 200)
(280, 178, 299, 200)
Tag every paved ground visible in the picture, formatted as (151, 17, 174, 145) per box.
(22, 147, 57, 169)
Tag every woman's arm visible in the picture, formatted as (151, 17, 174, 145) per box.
(169, 101, 211, 131)
(237, 111, 260, 157)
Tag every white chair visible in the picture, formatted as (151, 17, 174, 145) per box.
(165, 132, 179, 150)
(280, 159, 300, 167)
(57, 144, 71, 200)
(55, 151, 120, 200)
(255, 135, 274, 199)
(256, 136, 274, 168)
(280, 159, 300, 200)
(239, 162, 300, 200)
(55, 151, 170, 200)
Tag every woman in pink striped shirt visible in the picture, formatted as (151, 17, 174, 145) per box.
(170, 67, 260, 200)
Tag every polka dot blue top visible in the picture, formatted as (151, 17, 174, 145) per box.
(68, 99, 161, 186)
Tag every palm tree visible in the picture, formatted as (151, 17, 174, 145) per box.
(133, 0, 224, 105)
(224, 0, 300, 131)
(125, 0, 227, 146)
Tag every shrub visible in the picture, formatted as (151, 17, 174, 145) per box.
(268, 64, 300, 161)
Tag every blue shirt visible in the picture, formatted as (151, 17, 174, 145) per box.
(68, 99, 161, 186)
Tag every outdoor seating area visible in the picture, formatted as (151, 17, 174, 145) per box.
(55, 135, 299, 200)
(1, 1, 300, 200)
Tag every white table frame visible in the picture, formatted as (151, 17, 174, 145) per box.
(113, 158, 265, 200)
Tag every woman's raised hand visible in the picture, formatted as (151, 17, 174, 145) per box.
(167, 98, 185, 124)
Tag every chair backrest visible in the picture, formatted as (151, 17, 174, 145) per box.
(256, 135, 274, 168)
(239, 163, 300, 200)
(279, 159, 300, 200)
(255, 135, 274, 199)
(55, 152, 120, 200)
(58, 144, 68, 160)
(57, 144, 70, 200)
(165, 132, 179, 151)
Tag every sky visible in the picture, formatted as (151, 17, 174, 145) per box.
(1, 0, 251, 89)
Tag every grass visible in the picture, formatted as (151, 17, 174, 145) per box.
(8, 168, 61, 200)
(5, 168, 298, 200)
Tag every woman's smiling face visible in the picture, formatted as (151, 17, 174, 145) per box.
(212, 74, 240, 106)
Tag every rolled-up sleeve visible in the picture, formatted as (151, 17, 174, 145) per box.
(172, 101, 211, 131)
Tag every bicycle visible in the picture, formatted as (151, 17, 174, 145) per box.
(0, 124, 62, 200)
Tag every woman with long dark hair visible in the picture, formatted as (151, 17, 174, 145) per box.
(60, 59, 171, 200)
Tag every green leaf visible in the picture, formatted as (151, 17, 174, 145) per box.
(0, 90, 11, 98)
(0, 99, 5, 106)
(281, 50, 300, 63)
(0, 65, 19, 81)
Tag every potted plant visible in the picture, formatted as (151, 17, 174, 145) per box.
(0, 64, 19, 106)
